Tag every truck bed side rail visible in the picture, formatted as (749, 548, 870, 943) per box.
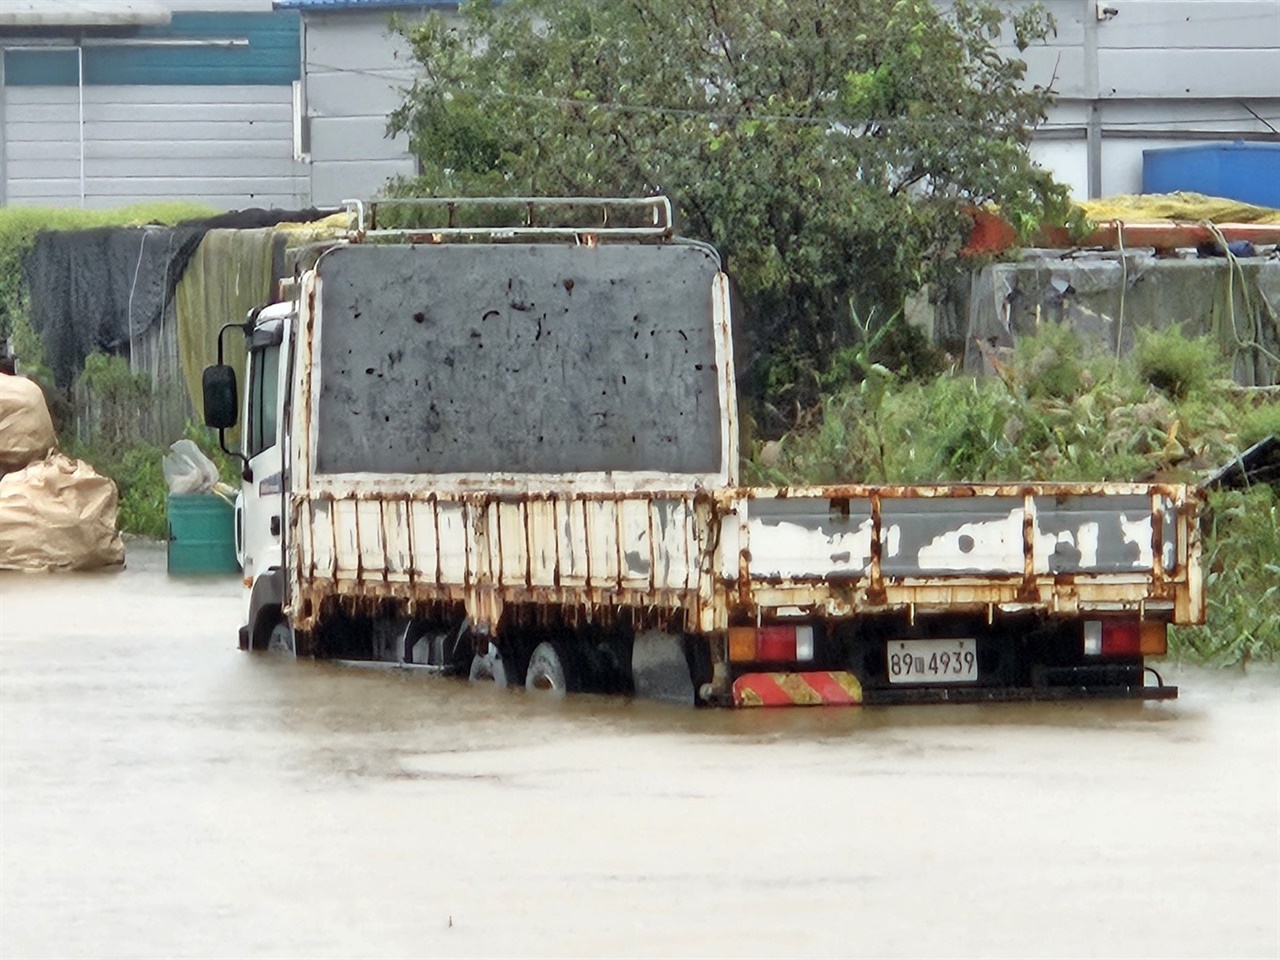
(724, 482, 1204, 624)
(288, 488, 721, 635)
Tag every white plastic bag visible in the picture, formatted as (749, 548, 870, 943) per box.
(162, 439, 221, 494)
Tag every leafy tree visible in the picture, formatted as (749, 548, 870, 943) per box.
(390, 0, 1068, 427)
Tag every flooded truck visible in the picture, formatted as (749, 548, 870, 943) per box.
(202, 197, 1205, 707)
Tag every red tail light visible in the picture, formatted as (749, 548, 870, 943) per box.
(728, 625, 815, 663)
(1084, 620, 1167, 657)
(1102, 622, 1141, 656)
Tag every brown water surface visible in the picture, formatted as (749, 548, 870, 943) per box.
(2, 544, 1277, 959)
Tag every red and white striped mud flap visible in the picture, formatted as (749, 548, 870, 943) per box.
(732, 671, 864, 707)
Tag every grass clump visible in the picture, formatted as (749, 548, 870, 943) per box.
(1238, 400, 1280, 449)
(1134, 325, 1227, 399)
(1014, 320, 1084, 400)
(107, 442, 169, 538)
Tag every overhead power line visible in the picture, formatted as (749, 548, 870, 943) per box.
(306, 60, 1279, 133)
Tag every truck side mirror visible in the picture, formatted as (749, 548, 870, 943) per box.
(203, 364, 239, 429)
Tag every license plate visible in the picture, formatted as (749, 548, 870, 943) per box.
(887, 638, 978, 684)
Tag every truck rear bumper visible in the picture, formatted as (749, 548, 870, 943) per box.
(731, 670, 1177, 707)
(860, 683, 1178, 706)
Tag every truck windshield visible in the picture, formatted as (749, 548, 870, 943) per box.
(247, 344, 280, 458)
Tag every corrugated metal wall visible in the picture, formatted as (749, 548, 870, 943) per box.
(1, 9, 308, 209)
(3, 85, 307, 208)
(1013, 0, 1280, 198)
(301, 10, 435, 206)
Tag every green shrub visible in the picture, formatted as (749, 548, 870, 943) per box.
(1133, 326, 1228, 400)
(1238, 400, 1280, 448)
(113, 443, 170, 539)
(68, 424, 239, 540)
(751, 324, 1259, 486)
(1014, 322, 1085, 400)
(898, 375, 1019, 480)
(65, 352, 240, 538)
(74, 352, 154, 453)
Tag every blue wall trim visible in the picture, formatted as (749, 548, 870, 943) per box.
(4, 11, 300, 86)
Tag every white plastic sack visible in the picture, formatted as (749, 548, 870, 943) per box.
(163, 439, 221, 494)
(0, 374, 56, 473)
(0, 453, 125, 570)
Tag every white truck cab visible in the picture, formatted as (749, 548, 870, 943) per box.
(212, 301, 294, 653)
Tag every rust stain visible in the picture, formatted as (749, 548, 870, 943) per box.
(1151, 491, 1166, 593)
(1018, 490, 1037, 603)
(866, 493, 887, 606)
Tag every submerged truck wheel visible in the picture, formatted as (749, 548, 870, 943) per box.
(525, 641, 576, 698)
(266, 621, 295, 657)
(468, 642, 509, 689)
(631, 630, 696, 705)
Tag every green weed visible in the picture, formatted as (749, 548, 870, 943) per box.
(1171, 487, 1280, 666)
(1013, 321, 1084, 401)
(1134, 325, 1227, 400)
(64, 353, 239, 538)
(69, 425, 237, 541)
(1238, 400, 1280, 448)
(114, 444, 170, 539)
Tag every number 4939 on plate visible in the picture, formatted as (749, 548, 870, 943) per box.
(887, 638, 978, 684)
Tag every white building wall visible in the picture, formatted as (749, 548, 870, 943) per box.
(0, 0, 310, 209)
(1015, 0, 1280, 198)
(3, 1, 1274, 208)
(3, 84, 308, 209)
(300, 10, 444, 206)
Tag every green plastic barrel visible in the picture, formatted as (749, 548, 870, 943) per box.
(167, 493, 240, 574)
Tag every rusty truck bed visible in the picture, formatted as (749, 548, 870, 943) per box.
(287, 480, 1203, 635)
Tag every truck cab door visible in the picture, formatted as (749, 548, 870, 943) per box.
(240, 336, 286, 585)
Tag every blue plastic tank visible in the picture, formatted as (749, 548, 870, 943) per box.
(1143, 142, 1280, 209)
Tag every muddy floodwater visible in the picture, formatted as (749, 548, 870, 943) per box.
(2, 544, 1277, 959)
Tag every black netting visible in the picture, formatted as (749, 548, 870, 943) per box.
(23, 208, 326, 387)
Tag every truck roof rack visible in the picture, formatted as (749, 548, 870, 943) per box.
(341, 196, 674, 243)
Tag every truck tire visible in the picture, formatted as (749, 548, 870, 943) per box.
(468, 642, 509, 689)
(266, 621, 296, 657)
(631, 630, 695, 705)
(525, 641, 575, 697)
